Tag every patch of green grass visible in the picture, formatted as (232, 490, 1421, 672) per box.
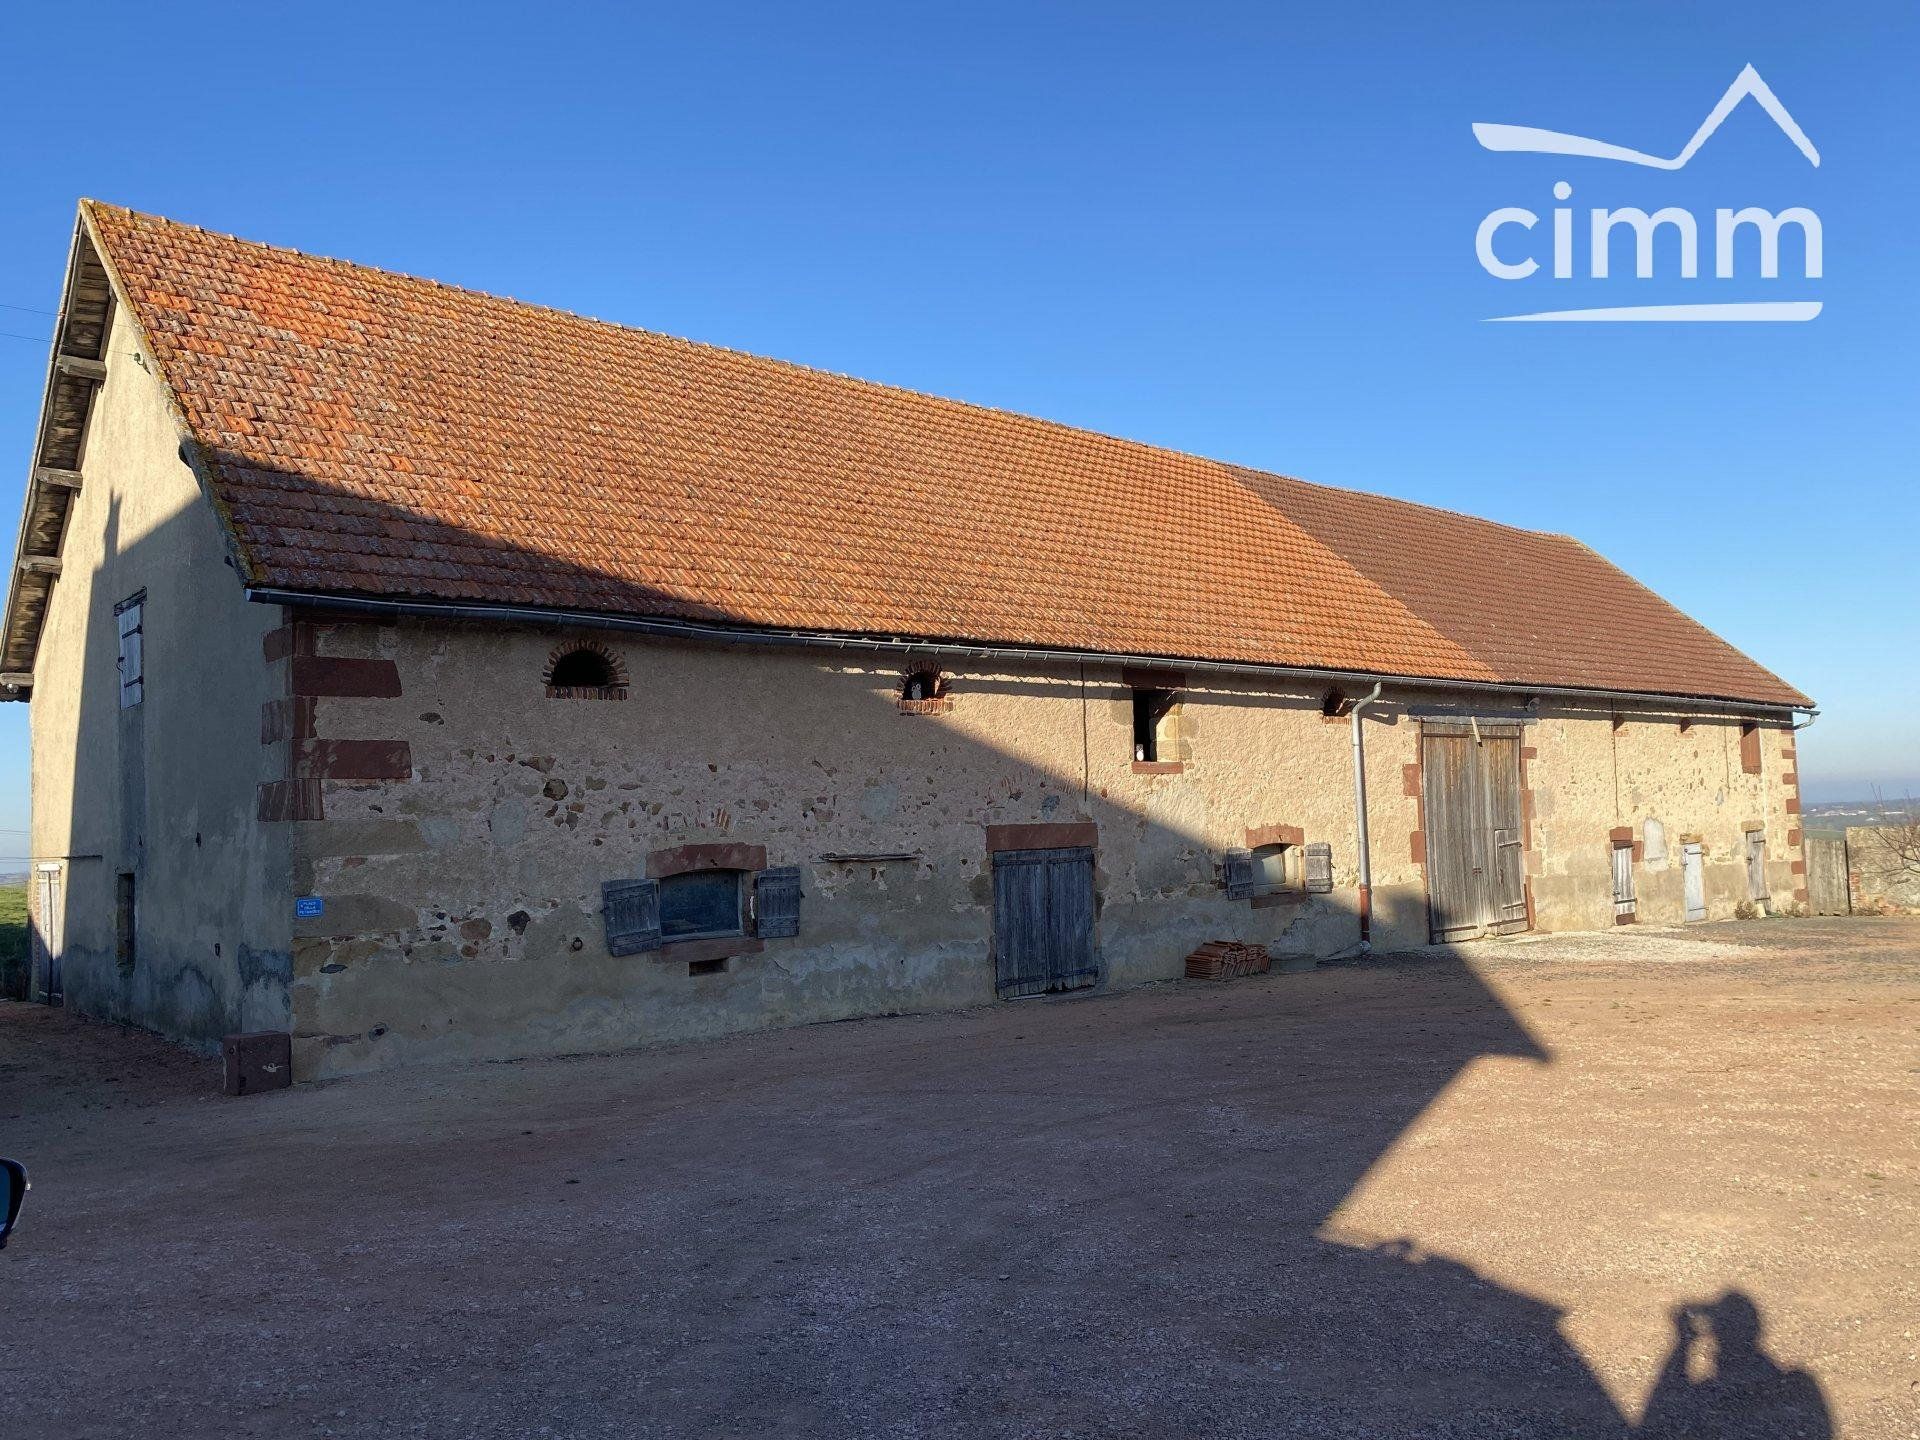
(0, 882, 29, 1000)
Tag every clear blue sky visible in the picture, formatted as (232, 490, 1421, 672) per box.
(0, 0, 1912, 860)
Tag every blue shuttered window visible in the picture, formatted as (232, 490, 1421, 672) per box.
(660, 870, 743, 940)
(605, 865, 804, 955)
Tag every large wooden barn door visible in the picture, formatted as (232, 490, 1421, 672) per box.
(1423, 723, 1528, 943)
(992, 846, 1097, 997)
(1423, 731, 1487, 942)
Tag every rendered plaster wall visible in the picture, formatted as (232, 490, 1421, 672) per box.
(26, 305, 292, 1045)
(285, 618, 1800, 1078)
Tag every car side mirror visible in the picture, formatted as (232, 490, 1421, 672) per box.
(0, 1158, 28, 1249)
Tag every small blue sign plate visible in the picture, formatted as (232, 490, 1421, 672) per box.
(295, 896, 325, 919)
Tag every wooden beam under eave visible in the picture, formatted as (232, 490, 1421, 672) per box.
(17, 557, 61, 575)
(0, 673, 33, 688)
(33, 466, 81, 490)
(53, 354, 106, 382)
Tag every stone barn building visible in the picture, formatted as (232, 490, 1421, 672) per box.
(3, 203, 1814, 1080)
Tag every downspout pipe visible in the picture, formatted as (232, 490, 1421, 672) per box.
(1350, 680, 1385, 951)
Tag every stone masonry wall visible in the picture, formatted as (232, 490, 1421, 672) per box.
(1846, 825, 1920, 913)
(278, 616, 1802, 1080)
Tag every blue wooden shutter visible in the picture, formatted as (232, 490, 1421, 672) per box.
(1223, 848, 1255, 900)
(754, 866, 802, 938)
(1304, 842, 1334, 894)
(602, 877, 661, 955)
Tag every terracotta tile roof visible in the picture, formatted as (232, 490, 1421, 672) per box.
(81, 202, 1807, 708)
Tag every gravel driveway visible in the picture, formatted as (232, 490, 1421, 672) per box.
(2, 918, 1915, 1438)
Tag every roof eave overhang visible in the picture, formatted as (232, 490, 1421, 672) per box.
(0, 209, 119, 701)
(2, 202, 267, 702)
(244, 585, 1815, 720)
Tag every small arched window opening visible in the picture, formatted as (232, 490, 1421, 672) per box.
(897, 667, 952, 714)
(551, 649, 613, 687)
(545, 642, 628, 698)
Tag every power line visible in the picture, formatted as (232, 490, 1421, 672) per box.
(0, 330, 51, 345)
(0, 301, 54, 317)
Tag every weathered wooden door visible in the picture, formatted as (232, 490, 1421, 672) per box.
(31, 864, 63, 1004)
(1745, 832, 1769, 903)
(992, 846, 1097, 997)
(1805, 834, 1850, 915)
(1423, 730, 1486, 942)
(1422, 723, 1529, 942)
(1479, 731, 1529, 935)
(1681, 843, 1706, 922)
(1611, 844, 1637, 921)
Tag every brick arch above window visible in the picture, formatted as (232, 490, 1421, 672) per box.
(645, 842, 768, 879)
(1245, 822, 1305, 850)
(897, 665, 952, 714)
(543, 639, 629, 698)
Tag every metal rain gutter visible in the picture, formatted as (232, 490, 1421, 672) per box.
(243, 587, 1815, 721)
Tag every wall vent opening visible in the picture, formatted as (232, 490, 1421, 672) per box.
(897, 667, 952, 714)
(1132, 688, 1178, 762)
(544, 641, 628, 698)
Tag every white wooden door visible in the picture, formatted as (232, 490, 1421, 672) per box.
(1745, 832, 1768, 903)
(1611, 845, 1636, 920)
(1681, 843, 1706, 923)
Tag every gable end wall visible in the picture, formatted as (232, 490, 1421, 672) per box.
(27, 305, 292, 1046)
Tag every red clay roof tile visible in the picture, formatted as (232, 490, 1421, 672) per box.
(82, 201, 1807, 708)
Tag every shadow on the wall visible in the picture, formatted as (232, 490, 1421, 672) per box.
(33, 451, 1829, 1436)
(37, 453, 756, 1040)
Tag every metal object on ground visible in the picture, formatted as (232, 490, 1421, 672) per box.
(222, 1032, 292, 1097)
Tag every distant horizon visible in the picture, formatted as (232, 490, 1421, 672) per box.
(1802, 783, 1920, 806)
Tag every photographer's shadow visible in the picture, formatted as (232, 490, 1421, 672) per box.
(1232, 944, 1834, 1439)
(1637, 1291, 1829, 1439)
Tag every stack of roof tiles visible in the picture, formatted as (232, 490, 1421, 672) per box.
(76, 202, 1807, 708)
(1184, 941, 1273, 982)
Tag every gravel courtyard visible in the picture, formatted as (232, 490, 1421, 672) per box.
(2, 918, 1916, 1439)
